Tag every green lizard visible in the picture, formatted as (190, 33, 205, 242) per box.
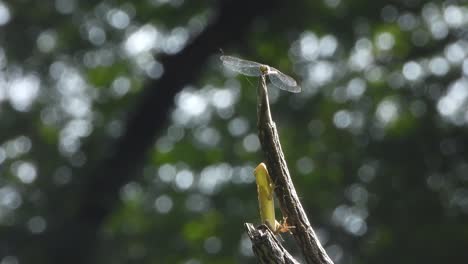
(254, 162, 293, 233)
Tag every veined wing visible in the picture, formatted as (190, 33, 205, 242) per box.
(267, 67, 301, 93)
(220, 55, 263, 76)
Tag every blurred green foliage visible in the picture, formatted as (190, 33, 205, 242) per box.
(1, 0, 468, 264)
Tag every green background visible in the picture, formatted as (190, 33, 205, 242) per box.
(0, 0, 467, 263)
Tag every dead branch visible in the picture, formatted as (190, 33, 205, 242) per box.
(245, 223, 300, 264)
(254, 75, 334, 264)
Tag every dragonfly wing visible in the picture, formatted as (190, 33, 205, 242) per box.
(220, 55, 263, 76)
(268, 68, 301, 93)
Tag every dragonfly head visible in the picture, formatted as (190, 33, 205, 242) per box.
(259, 65, 269, 75)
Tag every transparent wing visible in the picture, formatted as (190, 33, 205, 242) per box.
(220, 55, 263, 76)
(267, 68, 301, 93)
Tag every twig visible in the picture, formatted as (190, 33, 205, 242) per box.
(255, 75, 334, 264)
(245, 223, 300, 264)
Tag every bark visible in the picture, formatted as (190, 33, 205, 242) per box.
(245, 223, 300, 264)
(251, 74, 334, 264)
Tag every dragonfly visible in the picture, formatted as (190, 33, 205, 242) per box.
(220, 55, 301, 93)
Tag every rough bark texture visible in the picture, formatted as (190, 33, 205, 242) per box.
(255, 75, 334, 264)
(245, 223, 300, 264)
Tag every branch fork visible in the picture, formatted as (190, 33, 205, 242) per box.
(246, 75, 334, 264)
